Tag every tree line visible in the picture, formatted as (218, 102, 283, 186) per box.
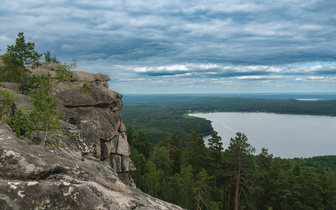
(119, 94, 336, 148)
(127, 129, 336, 210)
(119, 105, 213, 145)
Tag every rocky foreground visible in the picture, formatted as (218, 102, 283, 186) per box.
(0, 64, 183, 209)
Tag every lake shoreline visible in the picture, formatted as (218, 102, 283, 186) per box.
(189, 112, 336, 158)
(188, 110, 336, 117)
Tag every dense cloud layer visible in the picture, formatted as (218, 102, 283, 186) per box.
(1, 0, 336, 93)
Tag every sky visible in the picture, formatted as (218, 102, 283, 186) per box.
(1, 0, 336, 94)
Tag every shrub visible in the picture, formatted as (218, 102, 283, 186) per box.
(0, 89, 18, 122)
(56, 58, 77, 85)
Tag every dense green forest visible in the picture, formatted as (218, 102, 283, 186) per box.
(119, 104, 213, 145)
(120, 94, 336, 209)
(128, 130, 336, 210)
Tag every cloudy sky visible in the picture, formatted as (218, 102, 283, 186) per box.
(1, 0, 336, 94)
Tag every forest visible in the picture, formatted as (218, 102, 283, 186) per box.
(128, 129, 336, 210)
(120, 94, 336, 209)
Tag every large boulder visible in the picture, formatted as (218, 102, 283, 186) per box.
(72, 71, 110, 82)
(54, 86, 122, 111)
(28, 67, 57, 78)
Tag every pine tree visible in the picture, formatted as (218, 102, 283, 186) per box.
(208, 131, 223, 187)
(150, 146, 173, 176)
(225, 132, 255, 210)
(6, 32, 42, 87)
(166, 133, 182, 174)
(325, 171, 336, 209)
(143, 161, 160, 197)
(184, 131, 208, 176)
(180, 165, 195, 210)
(126, 126, 135, 146)
(129, 147, 147, 189)
(133, 131, 151, 159)
(0, 53, 21, 82)
(194, 169, 212, 210)
(254, 148, 273, 209)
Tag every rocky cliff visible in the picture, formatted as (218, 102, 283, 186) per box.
(0, 64, 183, 209)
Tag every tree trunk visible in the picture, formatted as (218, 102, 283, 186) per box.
(20, 61, 24, 84)
(7, 66, 11, 82)
(20, 61, 24, 94)
(228, 187, 231, 210)
(235, 166, 241, 210)
(214, 176, 217, 187)
(222, 184, 226, 210)
(42, 129, 48, 145)
(196, 189, 200, 210)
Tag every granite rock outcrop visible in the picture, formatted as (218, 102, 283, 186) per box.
(0, 64, 183, 209)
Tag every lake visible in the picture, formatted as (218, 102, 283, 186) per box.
(190, 112, 336, 158)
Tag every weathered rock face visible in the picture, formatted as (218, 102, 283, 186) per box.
(0, 66, 184, 209)
(0, 124, 182, 209)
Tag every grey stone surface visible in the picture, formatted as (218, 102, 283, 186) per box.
(47, 63, 58, 71)
(0, 124, 182, 209)
(54, 86, 122, 111)
(28, 67, 57, 78)
(117, 132, 131, 156)
(72, 71, 110, 82)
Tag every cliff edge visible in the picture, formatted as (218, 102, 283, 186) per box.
(0, 63, 183, 209)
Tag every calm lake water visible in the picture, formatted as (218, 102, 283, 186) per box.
(190, 112, 336, 158)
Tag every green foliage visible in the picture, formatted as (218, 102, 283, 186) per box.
(184, 131, 208, 176)
(132, 131, 151, 159)
(0, 53, 21, 82)
(179, 165, 195, 209)
(119, 103, 213, 145)
(0, 89, 18, 122)
(131, 129, 336, 210)
(96, 166, 101, 171)
(56, 58, 77, 84)
(80, 82, 91, 95)
(28, 76, 62, 145)
(207, 131, 223, 187)
(150, 146, 173, 176)
(30, 172, 49, 180)
(194, 169, 212, 210)
(123, 94, 336, 209)
(20, 74, 47, 94)
(165, 133, 182, 174)
(44, 51, 60, 64)
(126, 126, 135, 146)
(225, 132, 255, 210)
(143, 161, 160, 197)
(6, 32, 42, 85)
(8, 108, 34, 139)
(120, 95, 336, 147)
(291, 155, 336, 173)
(130, 147, 147, 188)
(1, 74, 64, 144)
(0, 89, 35, 139)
